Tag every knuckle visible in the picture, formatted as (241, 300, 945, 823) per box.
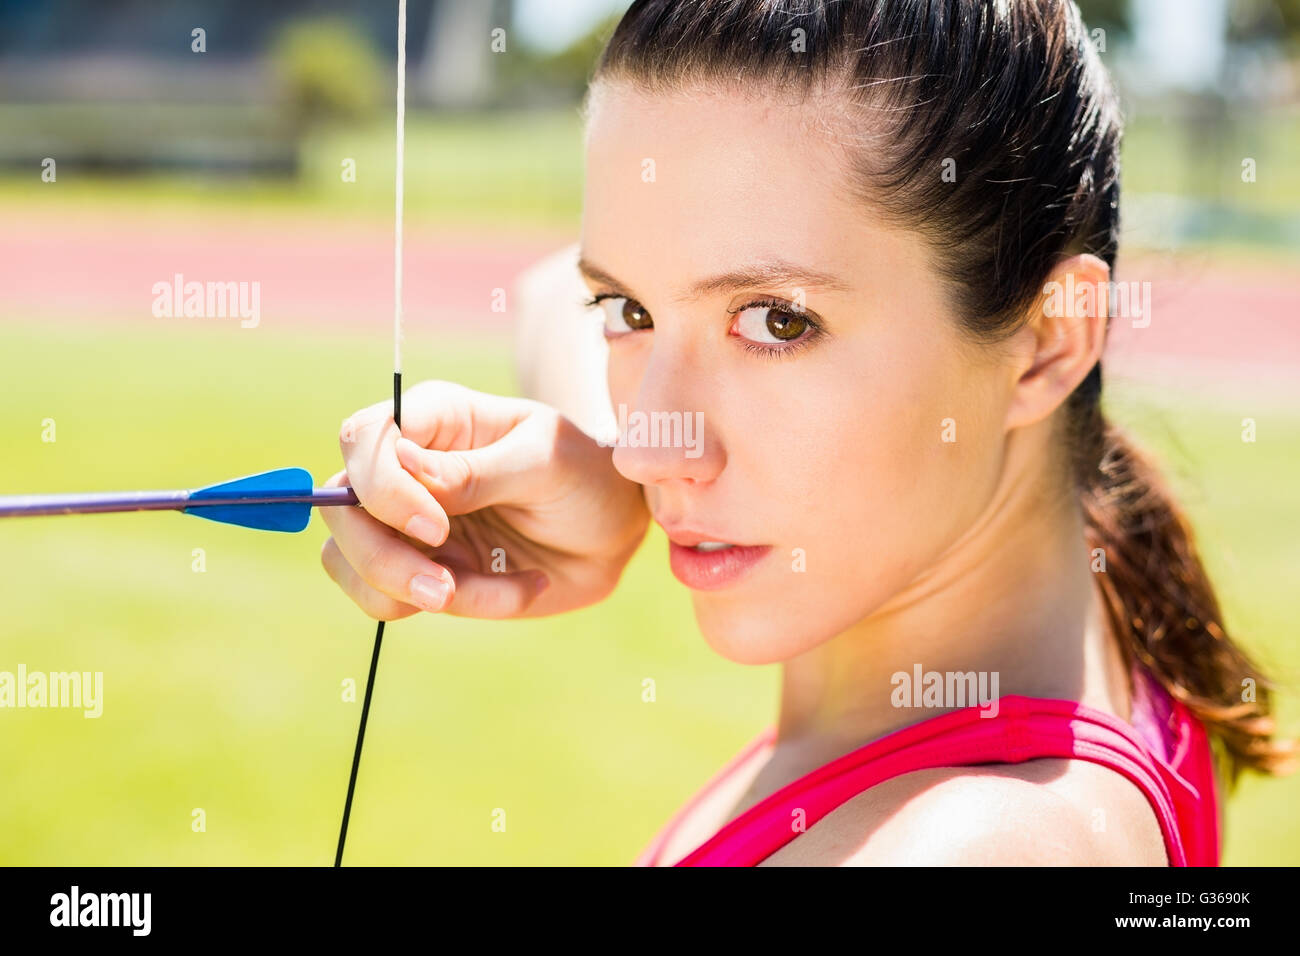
(356, 537, 400, 590)
(341, 402, 395, 450)
(322, 539, 399, 620)
(447, 451, 478, 501)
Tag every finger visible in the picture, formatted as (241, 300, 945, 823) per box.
(323, 469, 480, 569)
(337, 414, 452, 551)
(321, 537, 420, 622)
(394, 414, 552, 515)
(397, 380, 536, 451)
(437, 566, 550, 620)
(318, 480, 458, 613)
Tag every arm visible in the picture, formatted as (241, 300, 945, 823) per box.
(512, 240, 617, 442)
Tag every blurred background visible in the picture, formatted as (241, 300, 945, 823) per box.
(0, 0, 1297, 865)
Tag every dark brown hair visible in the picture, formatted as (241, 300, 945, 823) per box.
(590, 0, 1295, 783)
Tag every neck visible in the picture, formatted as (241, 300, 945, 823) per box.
(775, 456, 1131, 761)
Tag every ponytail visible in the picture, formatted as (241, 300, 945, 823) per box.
(1075, 389, 1298, 786)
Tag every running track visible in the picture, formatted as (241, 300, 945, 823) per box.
(3, 213, 1297, 397)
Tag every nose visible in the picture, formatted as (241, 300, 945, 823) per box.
(609, 341, 723, 489)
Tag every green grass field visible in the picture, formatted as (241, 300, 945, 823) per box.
(0, 109, 586, 232)
(0, 315, 1296, 865)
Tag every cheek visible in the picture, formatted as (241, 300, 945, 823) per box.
(727, 341, 971, 549)
(823, 340, 1004, 576)
(604, 342, 644, 408)
(707, 336, 1004, 651)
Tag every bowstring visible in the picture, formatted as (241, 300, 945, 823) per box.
(335, 0, 406, 867)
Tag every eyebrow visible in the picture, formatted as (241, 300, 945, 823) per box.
(577, 254, 852, 304)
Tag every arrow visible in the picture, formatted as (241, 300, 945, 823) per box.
(0, 467, 358, 533)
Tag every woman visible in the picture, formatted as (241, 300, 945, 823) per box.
(320, 0, 1294, 865)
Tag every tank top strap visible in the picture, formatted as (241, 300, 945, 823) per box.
(674, 695, 1197, 866)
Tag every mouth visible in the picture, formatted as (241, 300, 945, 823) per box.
(691, 541, 734, 552)
(659, 523, 772, 590)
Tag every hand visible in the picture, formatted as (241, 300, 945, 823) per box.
(320, 380, 649, 621)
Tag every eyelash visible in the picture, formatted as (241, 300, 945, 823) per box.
(579, 293, 825, 361)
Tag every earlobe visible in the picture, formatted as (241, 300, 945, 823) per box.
(1003, 253, 1110, 432)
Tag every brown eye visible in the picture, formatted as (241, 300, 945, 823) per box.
(623, 299, 653, 330)
(735, 304, 808, 344)
(597, 296, 653, 334)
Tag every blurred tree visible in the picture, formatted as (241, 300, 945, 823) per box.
(1075, 0, 1132, 39)
(1228, 0, 1300, 45)
(269, 18, 386, 133)
(1281, 0, 1300, 33)
(499, 10, 623, 105)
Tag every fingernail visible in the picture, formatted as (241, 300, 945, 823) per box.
(410, 573, 452, 612)
(404, 514, 443, 547)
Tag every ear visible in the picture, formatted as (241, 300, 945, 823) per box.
(1003, 253, 1110, 432)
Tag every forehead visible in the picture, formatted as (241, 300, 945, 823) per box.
(580, 83, 866, 287)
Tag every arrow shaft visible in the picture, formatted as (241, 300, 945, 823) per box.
(0, 487, 358, 518)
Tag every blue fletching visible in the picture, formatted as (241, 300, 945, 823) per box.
(184, 467, 314, 533)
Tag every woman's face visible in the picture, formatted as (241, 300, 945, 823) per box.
(580, 83, 1018, 664)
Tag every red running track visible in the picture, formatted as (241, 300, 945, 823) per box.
(2, 213, 1297, 395)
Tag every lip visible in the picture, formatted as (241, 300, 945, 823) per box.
(659, 524, 758, 549)
(668, 541, 772, 590)
(658, 522, 771, 590)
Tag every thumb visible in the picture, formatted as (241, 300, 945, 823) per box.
(395, 432, 542, 515)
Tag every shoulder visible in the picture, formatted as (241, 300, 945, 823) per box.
(759, 759, 1169, 866)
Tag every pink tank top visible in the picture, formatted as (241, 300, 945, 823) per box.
(634, 667, 1220, 866)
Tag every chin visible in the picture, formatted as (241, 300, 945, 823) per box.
(690, 579, 889, 665)
(690, 595, 822, 666)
